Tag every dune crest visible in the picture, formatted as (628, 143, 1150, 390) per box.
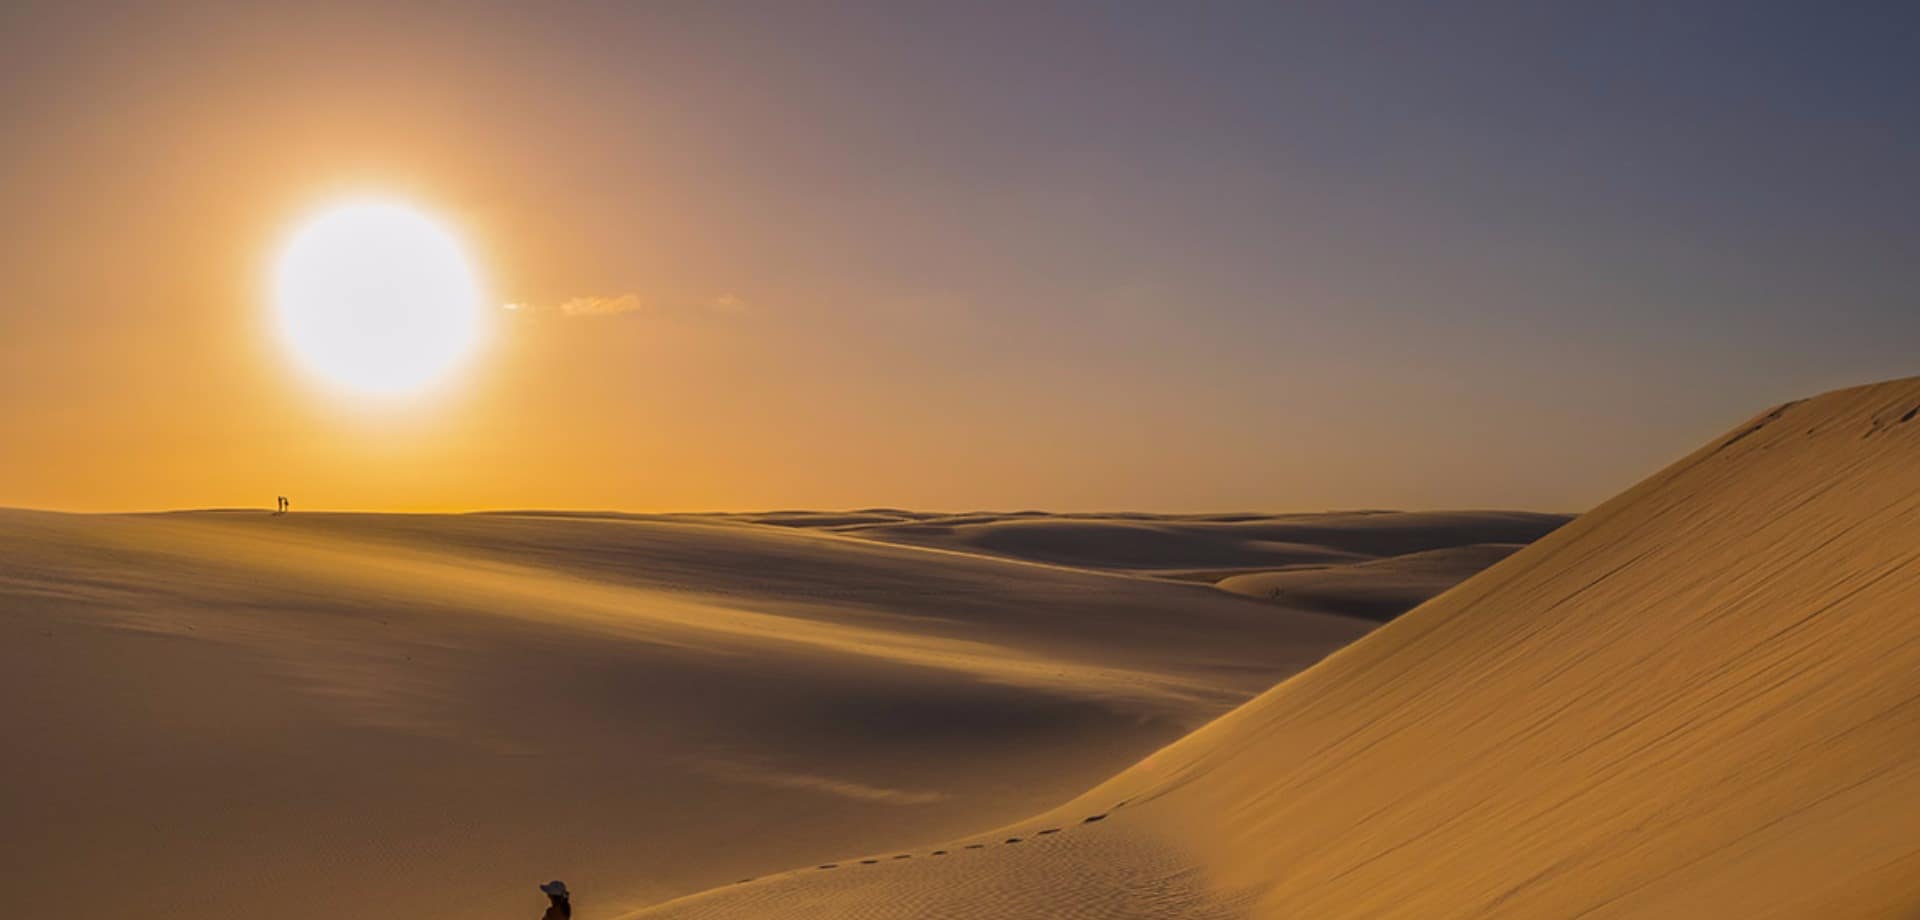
(632, 377, 1920, 919)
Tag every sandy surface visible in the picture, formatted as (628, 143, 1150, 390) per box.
(632, 377, 1920, 920)
(2, 507, 1401, 919)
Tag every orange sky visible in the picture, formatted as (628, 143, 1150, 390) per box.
(3, 3, 1912, 513)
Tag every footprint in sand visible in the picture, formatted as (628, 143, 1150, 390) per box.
(892, 854, 911, 860)
(964, 844, 985, 850)
(1036, 828, 1060, 835)
(817, 864, 838, 870)
(859, 859, 879, 865)
(1004, 837, 1023, 844)
(930, 850, 948, 856)
(1082, 813, 1107, 823)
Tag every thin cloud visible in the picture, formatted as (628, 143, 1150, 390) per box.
(560, 293, 644, 316)
(502, 292, 752, 318)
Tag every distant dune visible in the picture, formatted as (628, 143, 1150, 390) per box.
(738, 508, 1564, 571)
(627, 377, 1920, 919)
(1213, 542, 1532, 620)
(719, 508, 1569, 622)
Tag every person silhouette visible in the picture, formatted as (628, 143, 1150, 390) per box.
(538, 880, 572, 919)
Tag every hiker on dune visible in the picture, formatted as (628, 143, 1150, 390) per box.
(539, 880, 572, 919)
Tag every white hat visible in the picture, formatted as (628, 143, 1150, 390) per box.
(540, 880, 570, 898)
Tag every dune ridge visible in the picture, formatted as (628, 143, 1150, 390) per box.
(628, 376, 1920, 919)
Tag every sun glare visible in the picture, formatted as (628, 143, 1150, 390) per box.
(272, 200, 484, 396)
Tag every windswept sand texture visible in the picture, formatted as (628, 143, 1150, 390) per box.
(630, 377, 1920, 920)
(1, 508, 1379, 919)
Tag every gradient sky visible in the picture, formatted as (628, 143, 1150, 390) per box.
(3, 2, 1917, 513)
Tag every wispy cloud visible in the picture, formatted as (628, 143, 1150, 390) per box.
(559, 293, 645, 316)
(502, 292, 750, 318)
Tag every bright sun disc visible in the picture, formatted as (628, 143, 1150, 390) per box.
(273, 200, 483, 395)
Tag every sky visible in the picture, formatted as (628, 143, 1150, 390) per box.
(2, 2, 1917, 513)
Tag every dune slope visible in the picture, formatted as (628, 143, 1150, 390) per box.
(632, 378, 1920, 920)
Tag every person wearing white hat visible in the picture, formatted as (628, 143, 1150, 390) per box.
(538, 880, 572, 919)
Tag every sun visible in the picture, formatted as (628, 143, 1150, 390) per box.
(272, 200, 484, 395)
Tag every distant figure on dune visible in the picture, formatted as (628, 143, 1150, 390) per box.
(538, 880, 571, 919)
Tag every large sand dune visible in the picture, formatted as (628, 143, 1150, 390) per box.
(629, 377, 1920, 919)
(3, 507, 1404, 918)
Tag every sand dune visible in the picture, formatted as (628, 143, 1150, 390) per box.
(740, 509, 1566, 574)
(723, 508, 1568, 622)
(0, 508, 1377, 919)
(1213, 542, 1530, 620)
(629, 378, 1920, 919)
